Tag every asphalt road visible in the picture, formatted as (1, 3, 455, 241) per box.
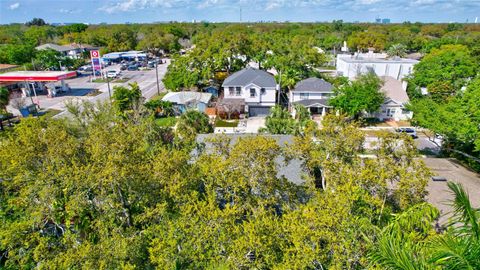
(424, 157, 480, 225)
(365, 135, 441, 154)
(89, 61, 170, 103)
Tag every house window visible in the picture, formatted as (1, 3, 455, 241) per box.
(387, 108, 396, 117)
(300, 93, 309, 100)
(250, 88, 256, 97)
(229, 87, 234, 96)
(235, 87, 241, 96)
(260, 88, 266, 95)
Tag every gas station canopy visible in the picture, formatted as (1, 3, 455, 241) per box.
(0, 71, 76, 82)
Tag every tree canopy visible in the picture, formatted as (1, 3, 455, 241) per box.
(329, 73, 385, 119)
(408, 44, 478, 100)
(0, 100, 443, 269)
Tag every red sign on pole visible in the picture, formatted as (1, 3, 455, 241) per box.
(90, 50, 100, 58)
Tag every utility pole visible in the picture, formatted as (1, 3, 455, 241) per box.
(155, 62, 160, 96)
(240, 7, 242, 22)
(277, 70, 281, 105)
(106, 73, 112, 100)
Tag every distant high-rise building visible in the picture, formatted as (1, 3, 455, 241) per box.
(375, 18, 391, 24)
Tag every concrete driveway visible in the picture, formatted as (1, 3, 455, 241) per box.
(423, 158, 480, 224)
(245, 117, 266, 133)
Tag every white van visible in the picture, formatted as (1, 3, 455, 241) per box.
(106, 70, 119, 78)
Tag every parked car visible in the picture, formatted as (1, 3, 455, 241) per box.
(396, 127, 417, 139)
(127, 64, 138, 71)
(78, 65, 92, 72)
(106, 70, 119, 78)
(120, 64, 127, 71)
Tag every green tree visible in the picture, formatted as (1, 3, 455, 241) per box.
(0, 87, 10, 114)
(348, 30, 387, 52)
(263, 105, 296, 134)
(409, 77, 480, 170)
(329, 74, 385, 119)
(25, 18, 47, 26)
(32, 48, 73, 70)
(112, 82, 143, 117)
(176, 109, 213, 140)
(408, 44, 478, 96)
(144, 99, 174, 117)
(0, 44, 36, 65)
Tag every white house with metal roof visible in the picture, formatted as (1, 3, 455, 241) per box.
(336, 53, 418, 81)
(221, 68, 277, 117)
(289, 77, 334, 116)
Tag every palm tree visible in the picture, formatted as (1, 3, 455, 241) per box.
(387, 44, 407, 58)
(369, 182, 480, 269)
(429, 182, 480, 269)
(368, 203, 439, 270)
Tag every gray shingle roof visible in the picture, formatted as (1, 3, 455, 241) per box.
(292, 77, 333, 93)
(222, 68, 276, 88)
(36, 43, 75, 52)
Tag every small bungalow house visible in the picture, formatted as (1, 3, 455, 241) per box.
(374, 76, 413, 121)
(221, 68, 277, 117)
(162, 91, 212, 115)
(289, 77, 334, 116)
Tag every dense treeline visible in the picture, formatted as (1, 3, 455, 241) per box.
(1, 20, 480, 65)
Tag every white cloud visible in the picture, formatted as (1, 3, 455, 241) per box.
(9, 2, 20, 10)
(198, 0, 222, 9)
(357, 0, 381, 4)
(59, 8, 82, 14)
(99, 0, 190, 13)
(265, 0, 285, 10)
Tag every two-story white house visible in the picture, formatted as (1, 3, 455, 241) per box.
(221, 68, 277, 117)
(289, 77, 334, 117)
(336, 52, 418, 82)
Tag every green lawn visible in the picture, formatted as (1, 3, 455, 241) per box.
(40, 109, 62, 119)
(91, 78, 107, 83)
(86, 89, 102, 96)
(113, 78, 130, 83)
(150, 92, 168, 101)
(215, 119, 239, 128)
(155, 116, 177, 127)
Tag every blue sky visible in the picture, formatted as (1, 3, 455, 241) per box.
(1, 0, 479, 24)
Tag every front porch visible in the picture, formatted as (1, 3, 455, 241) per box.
(292, 99, 332, 118)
